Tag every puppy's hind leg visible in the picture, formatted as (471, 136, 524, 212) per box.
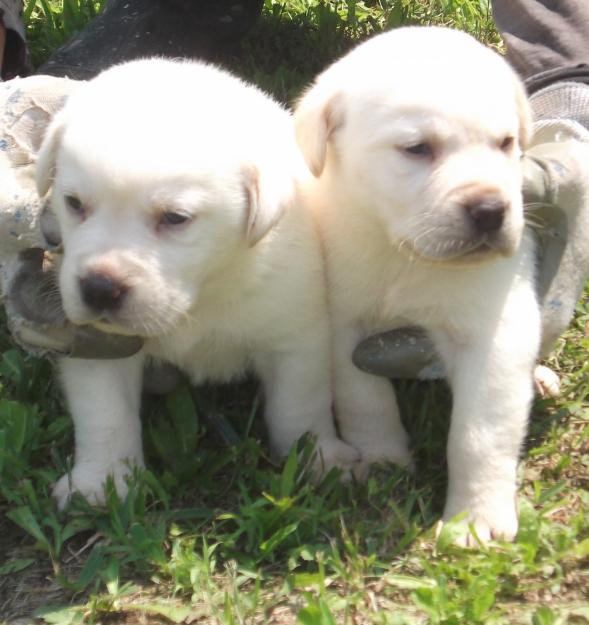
(333, 322, 413, 478)
(254, 324, 360, 477)
(54, 352, 145, 509)
(534, 364, 561, 397)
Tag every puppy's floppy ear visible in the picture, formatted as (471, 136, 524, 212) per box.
(35, 113, 65, 197)
(243, 165, 290, 247)
(514, 78, 533, 149)
(294, 85, 343, 177)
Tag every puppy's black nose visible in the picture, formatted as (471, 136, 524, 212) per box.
(465, 197, 508, 233)
(80, 272, 128, 312)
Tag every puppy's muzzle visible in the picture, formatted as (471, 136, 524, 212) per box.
(79, 272, 129, 313)
(464, 195, 508, 233)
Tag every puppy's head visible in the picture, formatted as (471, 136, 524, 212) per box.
(295, 27, 532, 263)
(37, 59, 296, 337)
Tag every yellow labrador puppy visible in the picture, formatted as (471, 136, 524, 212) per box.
(37, 58, 359, 508)
(295, 27, 538, 544)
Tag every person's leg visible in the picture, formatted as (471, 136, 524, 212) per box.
(492, 0, 589, 79)
(492, 0, 589, 365)
(0, 22, 5, 72)
(0, 0, 27, 79)
(38, 0, 264, 79)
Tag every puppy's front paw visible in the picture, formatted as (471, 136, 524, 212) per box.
(440, 499, 518, 547)
(53, 462, 141, 510)
(311, 437, 361, 478)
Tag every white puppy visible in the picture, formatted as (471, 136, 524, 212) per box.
(36, 58, 359, 508)
(295, 27, 539, 544)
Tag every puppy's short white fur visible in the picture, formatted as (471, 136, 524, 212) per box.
(295, 27, 539, 543)
(36, 58, 359, 508)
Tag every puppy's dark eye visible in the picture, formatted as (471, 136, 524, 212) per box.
(499, 136, 515, 152)
(65, 195, 85, 216)
(403, 142, 434, 158)
(159, 211, 190, 227)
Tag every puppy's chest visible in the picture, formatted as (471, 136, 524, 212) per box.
(370, 272, 452, 329)
(147, 330, 252, 384)
(351, 258, 484, 334)
(328, 229, 457, 328)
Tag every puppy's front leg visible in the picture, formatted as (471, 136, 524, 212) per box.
(333, 322, 412, 475)
(255, 327, 360, 475)
(54, 352, 145, 509)
(434, 298, 540, 544)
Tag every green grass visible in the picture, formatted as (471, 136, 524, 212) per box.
(1, 1, 588, 623)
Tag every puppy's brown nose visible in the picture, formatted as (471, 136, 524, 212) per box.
(80, 272, 128, 312)
(465, 197, 507, 233)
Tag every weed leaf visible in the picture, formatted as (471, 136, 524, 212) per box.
(532, 606, 557, 625)
(126, 602, 192, 623)
(281, 445, 299, 497)
(6, 505, 50, 550)
(0, 557, 35, 575)
(383, 574, 437, 590)
(297, 598, 337, 625)
(34, 604, 84, 625)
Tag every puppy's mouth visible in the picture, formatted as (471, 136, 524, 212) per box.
(88, 310, 181, 339)
(63, 306, 147, 338)
(399, 233, 515, 264)
(451, 236, 498, 259)
(458, 232, 520, 260)
(92, 317, 144, 337)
